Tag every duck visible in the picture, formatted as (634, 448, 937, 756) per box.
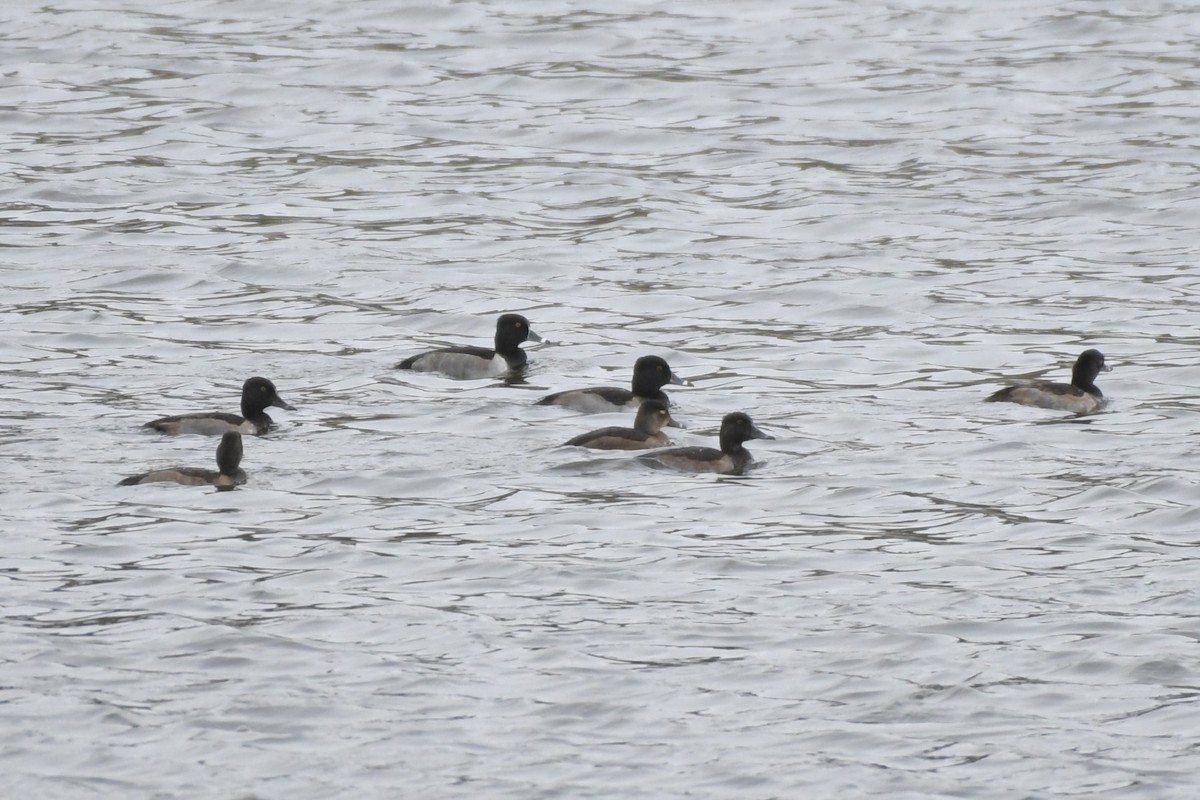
(985, 349, 1111, 413)
(536, 355, 683, 412)
(640, 412, 771, 475)
(564, 400, 673, 451)
(144, 377, 294, 435)
(119, 432, 247, 489)
(397, 313, 541, 379)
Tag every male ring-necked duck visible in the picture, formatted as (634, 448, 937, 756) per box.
(119, 432, 247, 489)
(564, 399, 673, 451)
(397, 313, 542, 379)
(537, 355, 683, 412)
(640, 412, 772, 475)
(985, 349, 1111, 414)
(144, 377, 294, 435)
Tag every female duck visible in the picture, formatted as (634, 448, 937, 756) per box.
(397, 313, 541, 379)
(640, 412, 771, 475)
(564, 400, 673, 451)
(537, 355, 683, 413)
(145, 377, 294, 435)
(985, 349, 1111, 413)
(119, 432, 247, 489)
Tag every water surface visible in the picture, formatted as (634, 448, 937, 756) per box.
(4, 1, 1200, 798)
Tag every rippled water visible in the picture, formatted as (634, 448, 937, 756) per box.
(4, 1, 1200, 797)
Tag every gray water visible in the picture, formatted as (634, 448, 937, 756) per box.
(4, 1, 1200, 797)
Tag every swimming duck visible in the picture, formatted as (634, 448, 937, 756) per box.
(144, 377, 294, 435)
(119, 432, 247, 489)
(537, 355, 683, 413)
(397, 313, 542, 379)
(985, 349, 1111, 414)
(564, 399, 673, 450)
(640, 412, 771, 475)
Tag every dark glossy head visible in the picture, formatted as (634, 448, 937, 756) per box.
(1071, 349, 1111, 389)
(632, 355, 683, 395)
(495, 313, 541, 353)
(241, 377, 294, 417)
(634, 399, 673, 435)
(215, 432, 244, 477)
(719, 412, 772, 451)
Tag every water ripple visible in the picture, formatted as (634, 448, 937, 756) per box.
(3, 1, 1200, 798)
